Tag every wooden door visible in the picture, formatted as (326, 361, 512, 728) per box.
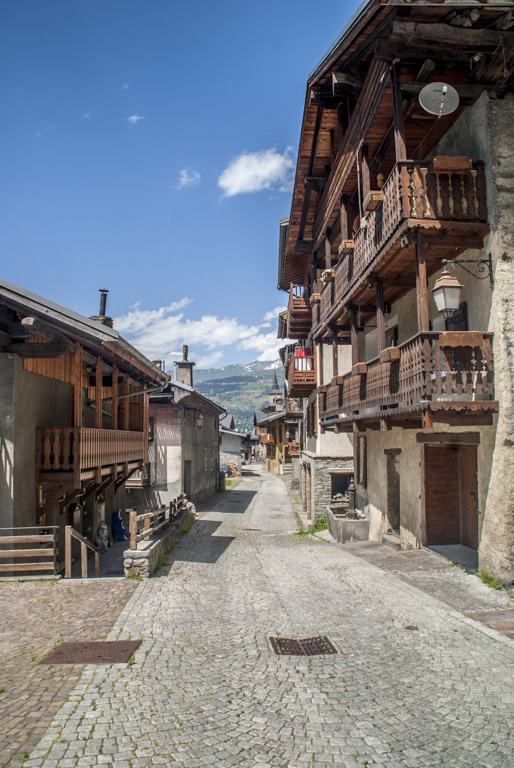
(425, 446, 460, 545)
(459, 445, 478, 549)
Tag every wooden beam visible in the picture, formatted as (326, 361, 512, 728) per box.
(95, 357, 103, 430)
(331, 326, 338, 378)
(112, 364, 118, 429)
(416, 432, 480, 445)
(415, 239, 430, 333)
(19, 317, 74, 351)
(361, 145, 371, 207)
(351, 307, 359, 368)
(324, 235, 332, 270)
(391, 61, 407, 163)
(304, 177, 326, 193)
(391, 20, 514, 50)
(376, 279, 386, 355)
(73, 342, 82, 428)
(7, 342, 72, 358)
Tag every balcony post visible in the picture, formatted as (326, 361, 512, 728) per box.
(351, 307, 359, 368)
(112, 364, 118, 429)
(362, 145, 371, 206)
(376, 278, 386, 354)
(95, 357, 103, 430)
(331, 326, 339, 378)
(324, 234, 332, 270)
(391, 62, 407, 163)
(73, 342, 83, 428)
(318, 342, 324, 386)
(415, 238, 430, 333)
(340, 195, 350, 240)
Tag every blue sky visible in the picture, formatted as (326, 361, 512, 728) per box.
(1, 0, 360, 369)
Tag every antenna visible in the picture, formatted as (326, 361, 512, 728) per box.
(419, 83, 459, 117)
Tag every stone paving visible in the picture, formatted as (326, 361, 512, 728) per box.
(23, 467, 514, 767)
(0, 579, 138, 767)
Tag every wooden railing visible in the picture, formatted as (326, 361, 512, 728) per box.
(287, 355, 317, 397)
(65, 526, 100, 579)
(287, 284, 312, 338)
(287, 442, 300, 456)
(0, 526, 58, 575)
(316, 159, 487, 331)
(129, 494, 187, 550)
(260, 434, 276, 445)
(36, 428, 145, 476)
(319, 331, 494, 421)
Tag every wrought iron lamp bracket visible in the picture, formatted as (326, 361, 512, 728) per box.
(442, 254, 493, 287)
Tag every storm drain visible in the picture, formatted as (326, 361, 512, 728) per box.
(270, 636, 337, 656)
(40, 640, 141, 664)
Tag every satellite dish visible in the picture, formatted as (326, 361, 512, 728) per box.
(419, 82, 460, 117)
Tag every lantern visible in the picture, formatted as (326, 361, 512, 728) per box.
(431, 270, 463, 319)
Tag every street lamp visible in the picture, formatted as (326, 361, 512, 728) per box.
(431, 270, 464, 320)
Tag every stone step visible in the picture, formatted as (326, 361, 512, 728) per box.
(382, 533, 402, 551)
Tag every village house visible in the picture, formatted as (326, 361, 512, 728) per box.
(0, 285, 223, 576)
(126, 347, 225, 510)
(255, 372, 302, 478)
(219, 414, 244, 474)
(278, 0, 514, 581)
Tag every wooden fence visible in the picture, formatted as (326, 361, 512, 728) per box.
(129, 494, 188, 550)
(0, 526, 58, 575)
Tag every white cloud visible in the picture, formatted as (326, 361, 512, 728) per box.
(218, 147, 295, 197)
(196, 351, 224, 368)
(82, 111, 91, 120)
(113, 300, 288, 367)
(127, 114, 146, 125)
(122, 83, 130, 90)
(261, 306, 287, 326)
(177, 169, 201, 190)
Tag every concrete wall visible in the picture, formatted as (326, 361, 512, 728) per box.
(181, 409, 219, 503)
(0, 355, 15, 531)
(220, 432, 242, 473)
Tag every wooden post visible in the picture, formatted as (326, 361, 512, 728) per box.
(415, 239, 430, 333)
(122, 378, 130, 430)
(94, 552, 101, 578)
(95, 357, 103, 429)
(362, 145, 371, 205)
(324, 235, 332, 270)
(65, 525, 72, 578)
(391, 62, 407, 163)
(332, 326, 338, 379)
(351, 307, 359, 368)
(143, 386, 149, 463)
(80, 541, 87, 578)
(130, 510, 137, 550)
(376, 279, 386, 355)
(318, 342, 324, 386)
(73, 343, 83, 428)
(340, 196, 350, 241)
(144, 515, 151, 541)
(112, 364, 118, 429)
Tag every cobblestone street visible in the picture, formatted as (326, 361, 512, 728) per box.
(23, 467, 514, 768)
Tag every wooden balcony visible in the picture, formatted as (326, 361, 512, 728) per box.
(287, 285, 311, 339)
(314, 158, 488, 335)
(285, 397, 303, 415)
(36, 428, 145, 484)
(287, 442, 300, 457)
(287, 355, 317, 398)
(319, 332, 497, 429)
(260, 434, 276, 445)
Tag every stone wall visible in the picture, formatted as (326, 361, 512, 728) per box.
(123, 514, 191, 578)
(301, 451, 353, 521)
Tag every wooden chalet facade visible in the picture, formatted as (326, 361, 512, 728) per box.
(0, 280, 167, 564)
(278, 0, 514, 580)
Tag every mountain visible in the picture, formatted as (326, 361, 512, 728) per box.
(194, 359, 282, 385)
(193, 360, 284, 432)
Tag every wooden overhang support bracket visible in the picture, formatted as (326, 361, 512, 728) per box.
(94, 474, 117, 500)
(114, 465, 140, 494)
(37, 482, 74, 522)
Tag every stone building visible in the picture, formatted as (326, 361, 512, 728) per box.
(277, 0, 514, 581)
(219, 414, 243, 474)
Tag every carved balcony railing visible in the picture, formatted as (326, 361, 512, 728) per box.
(315, 158, 487, 332)
(36, 428, 145, 483)
(287, 354, 317, 398)
(319, 331, 495, 423)
(287, 284, 312, 339)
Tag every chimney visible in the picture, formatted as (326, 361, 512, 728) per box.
(90, 289, 114, 328)
(174, 344, 195, 387)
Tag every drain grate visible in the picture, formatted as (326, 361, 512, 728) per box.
(270, 636, 337, 656)
(40, 640, 141, 665)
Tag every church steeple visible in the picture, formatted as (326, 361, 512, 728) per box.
(269, 371, 282, 406)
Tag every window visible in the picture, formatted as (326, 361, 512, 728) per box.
(331, 473, 350, 499)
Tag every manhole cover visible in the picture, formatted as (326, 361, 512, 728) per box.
(270, 636, 337, 656)
(40, 640, 141, 664)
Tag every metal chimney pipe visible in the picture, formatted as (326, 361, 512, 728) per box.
(183, 344, 188, 361)
(99, 289, 109, 316)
